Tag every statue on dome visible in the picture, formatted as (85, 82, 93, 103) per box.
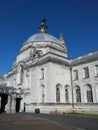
(40, 19, 46, 25)
(39, 19, 48, 33)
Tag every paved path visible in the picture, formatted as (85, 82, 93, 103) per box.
(0, 113, 71, 130)
(0, 113, 98, 130)
(29, 113, 98, 130)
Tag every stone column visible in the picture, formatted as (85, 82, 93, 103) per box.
(11, 95, 16, 113)
(5, 95, 12, 113)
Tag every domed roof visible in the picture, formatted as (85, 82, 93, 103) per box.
(25, 33, 61, 45)
(24, 19, 62, 45)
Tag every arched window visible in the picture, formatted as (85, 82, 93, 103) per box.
(86, 85, 93, 103)
(65, 89, 68, 103)
(76, 86, 81, 103)
(56, 85, 61, 103)
(41, 85, 45, 103)
(65, 85, 69, 103)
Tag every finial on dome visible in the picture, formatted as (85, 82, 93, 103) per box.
(59, 33, 65, 45)
(38, 19, 48, 33)
(59, 33, 67, 52)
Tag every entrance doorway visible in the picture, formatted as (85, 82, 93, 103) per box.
(0, 94, 8, 113)
(15, 98, 22, 112)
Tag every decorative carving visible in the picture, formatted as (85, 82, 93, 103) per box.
(30, 49, 43, 59)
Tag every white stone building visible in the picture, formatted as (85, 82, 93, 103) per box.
(0, 20, 98, 114)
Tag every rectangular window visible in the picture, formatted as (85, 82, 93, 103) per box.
(95, 65, 98, 76)
(73, 70, 78, 80)
(41, 68, 44, 80)
(84, 67, 89, 78)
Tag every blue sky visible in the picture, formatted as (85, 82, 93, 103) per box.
(0, 0, 98, 74)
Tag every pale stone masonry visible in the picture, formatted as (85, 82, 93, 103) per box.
(0, 19, 98, 114)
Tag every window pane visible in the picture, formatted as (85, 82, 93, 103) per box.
(56, 87, 60, 102)
(42, 85, 45, 103)
(84, 67, 89, 78)
(95, 65, 98, 76)
(76, 88, 81, 103)
(74, 70, 78, 80)
(87, 91, 93, 102)
(65, 89, 69, 103)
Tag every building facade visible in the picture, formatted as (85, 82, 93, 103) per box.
(0, 20, 98, 114)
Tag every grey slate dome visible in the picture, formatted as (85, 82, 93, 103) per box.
(25, 33, 61, 45)
(24, 19, 61, 45)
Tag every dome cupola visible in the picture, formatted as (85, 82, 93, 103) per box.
(24, 19, 62, 45)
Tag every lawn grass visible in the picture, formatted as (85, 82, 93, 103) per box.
(64, 112, 98, 118)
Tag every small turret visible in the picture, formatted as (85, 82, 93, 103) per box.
(59, 33, 65, 45)
(59, 33, 67, 52)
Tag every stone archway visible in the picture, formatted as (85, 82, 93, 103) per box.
(15, 88, 23, 113)
(15, 97, 22, 112)
(0, 86, 17, 113)
(0, 93, 8, 113)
